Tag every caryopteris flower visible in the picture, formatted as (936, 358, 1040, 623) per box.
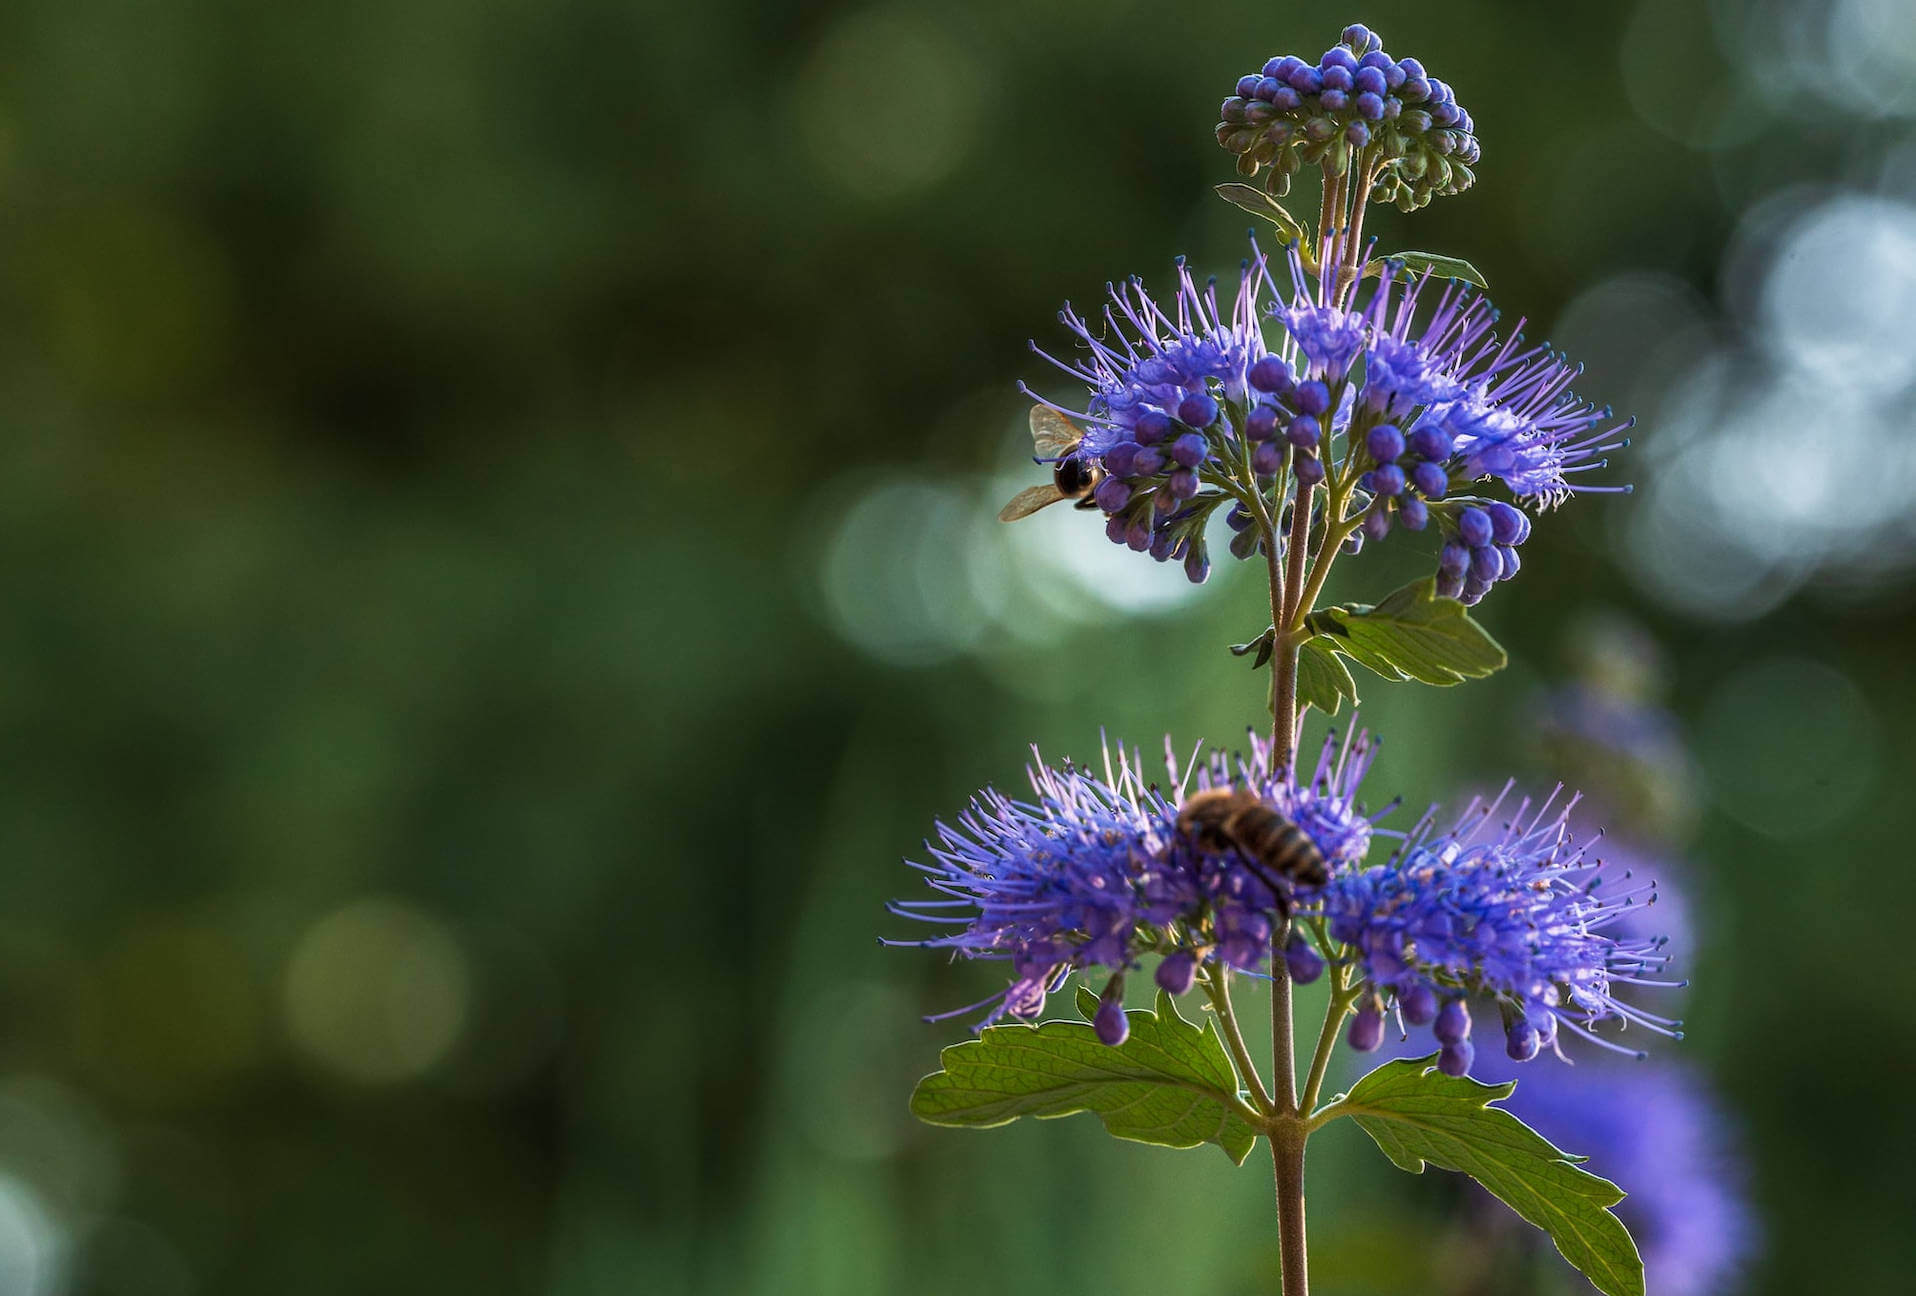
(888, 750, 1169, 1028)
(890, 725, 1390, 1029)
(1318, 788, 1684, 1075)
(1475, 1057, 1755, 1296)
(1016, 231, 1630, 603)
(1148, 724, 1393, 971)
(1024, 252, 1277, 583)
(1217, 24, 1479, 210)
(1260, 244, 1632, 605)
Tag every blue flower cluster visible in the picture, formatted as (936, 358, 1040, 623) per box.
(1023, 239, 1630, 604)
(1028, 253, 1277, 583)
(889, 727, 1383, 1040)
(893, 727, 1679, 1077)
(1318, 790, 1683, 1076)
(889, 752, 1165, 1035)
(1217, 24, 1478, 209)
(1310, 253, 1628, 594)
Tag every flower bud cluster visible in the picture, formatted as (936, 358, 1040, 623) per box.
(1216, 24, 1478, 210)
(1432, 500, 1530, 606)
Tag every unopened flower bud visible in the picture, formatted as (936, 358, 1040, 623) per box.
(1171, 432, 1209, 469)
(1156, 950, 1199, 995)
(1285, 932, 1324, 985)
(1133, 410, 1171, 445)
(1249, 355, 1293, 394)
(1178, 392, 1220, 429)
(1348, 1003, 1385, 1052)
(1456, 506, 1493, 548)
(1487, 501, 1526, 545)
(1363, 503, 1393, 540)
(1435, 997, 1471, 1045)
(1411, 460, 1448, 498)
(1438, 1039, 1474, 1077)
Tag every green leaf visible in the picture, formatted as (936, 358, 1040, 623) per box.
(1214, 183, 1309, 245)
(1305, 576, 1506, 687)
(1362, 250, 1488, 287)
(1333, 1056, 1643, 1296)
(1295, 638, 1360, 715)
(1229, 625, 1277, 671)
(910, 989, 1259, 1164)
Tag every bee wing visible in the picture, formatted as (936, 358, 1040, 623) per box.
(1028, 406, 1084, 460)
(997, 483, 1068, 522)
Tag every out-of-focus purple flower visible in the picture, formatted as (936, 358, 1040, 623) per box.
(1535, 663, 1701, 843)
(1474, 1052, 1756, 1296)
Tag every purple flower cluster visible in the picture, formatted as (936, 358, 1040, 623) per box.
(1027, 254, 1276, 583)
(888, 751, 1167, 1033)
(1318, 789, 1683, 1076)
(1019, 233, 1630, 600)
(892, 725, 1679, 1077)
(889, 726, 1385, 1036)
(1150, 726, 1389, 971)
(1217, 24, 1478, 209)
(1264, 247, 1631, 603)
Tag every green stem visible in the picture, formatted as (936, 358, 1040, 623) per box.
(1271, 1123, 1310, 1296)
(1266, 463, 1314, 1296)
(1299, 951, 1360, 1118)
(1263, 160, 1377, 1296)
(1203, 961, 1275, 1116)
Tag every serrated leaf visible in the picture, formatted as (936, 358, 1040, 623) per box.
(1362, 251, 1488, 288)
(1215, 183, 1309, 245)
(911, 990, 1259, 1164)
(1295, 638, 1360, 715)
(1333, 1056, 1643, 1296)
(1306, 577, 1506, 687)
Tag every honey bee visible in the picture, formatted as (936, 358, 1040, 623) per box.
(1176, 788, 1329, 910)
(997, 406, 1105, 522)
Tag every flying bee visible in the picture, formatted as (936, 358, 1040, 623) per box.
(1176, 787, 1329, 912)
(997, 406, 1105, 522)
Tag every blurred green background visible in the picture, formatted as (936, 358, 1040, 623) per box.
(0, 0, 1912, 1292)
